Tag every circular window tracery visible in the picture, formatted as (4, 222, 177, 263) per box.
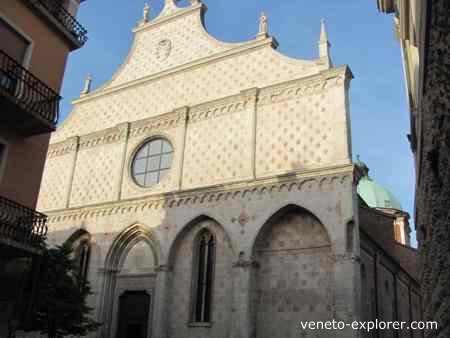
(132, 138, 173, 188)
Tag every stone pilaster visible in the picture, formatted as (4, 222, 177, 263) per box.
(230, 259, 258, 338)
(96, 268, 118, 338)
(116, 122, 130, 201)
(65, 136, 80, 208)
(240, 88, 259, 179)
(332, 253, 360, 338)
(152, 265, 172, 338)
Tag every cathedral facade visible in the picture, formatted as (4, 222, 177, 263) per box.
(36, 1, 421, 338)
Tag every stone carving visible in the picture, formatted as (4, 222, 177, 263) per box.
(258, 12, 268, 37)
(81, 74, 92, 96)
(45, 172, 351, 223)
(156, 39, 172, 61)
(142, 3, 150, 24)
(47, 137, 79, 158)
(238, 211, 250, 226)
(129, 110, 186, 138)
(78, 126, 128, 150)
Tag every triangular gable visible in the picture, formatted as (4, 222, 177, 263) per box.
(52, 1, 330, 142)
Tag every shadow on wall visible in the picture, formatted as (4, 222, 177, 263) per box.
(39, 164, 351, 338)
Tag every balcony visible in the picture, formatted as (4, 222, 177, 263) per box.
(0, 195, 48, 256)
(0, 50, 60, 136)
(27, 0, 88, 49)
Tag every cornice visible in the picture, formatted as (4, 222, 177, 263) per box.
(78, 126, 128, 150)
(258, 65, 352, 106)
(47, 137, 79, 158)
(129, 108, 188, 138)
(44, 164, 353, 223)
(188, 92, 252, 123)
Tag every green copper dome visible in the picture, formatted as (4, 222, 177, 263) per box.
(355, 158, 402, 210)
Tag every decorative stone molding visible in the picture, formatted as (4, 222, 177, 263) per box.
(155, 264, 173, 272)
(232, 259, 260, 269)
(332, 253, 360, 262)
(188, 94, 251, 123)
(47, 136, 79, 158)
(45, 166, 352, 224)
(78, 126, 128, 150)
(258, 66, 351, 106)
(155, 39, 172, 61)
(98, 267, 120, 274)
(129, 109, 187, 138)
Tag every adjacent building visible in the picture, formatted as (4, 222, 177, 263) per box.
(0, 0, 87, 335)
(376, 1, 450, 337)
(36, 1, 421, 337)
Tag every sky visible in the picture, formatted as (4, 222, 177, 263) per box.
(61, 0, 417, 246)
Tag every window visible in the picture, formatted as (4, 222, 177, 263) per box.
(75, 239, 91, 284)
(75, 239, 91, 285)
(0, 17, 30, 64)
(131, 138, 173, 188)
(66, 231, 91, 286)
(192, 230, 215, 323)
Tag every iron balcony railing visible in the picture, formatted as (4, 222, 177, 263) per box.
(0, 196, 48, 250)
(0, 49, 60, 129)
(32, 0, 88, 46)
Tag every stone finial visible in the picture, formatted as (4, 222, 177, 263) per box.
(81, 74, 92, 96)
(318, 19, 332, 68)
(319, 19, 329, 43)
(141, 3, 150, 24)
(257, 11, 268, 38)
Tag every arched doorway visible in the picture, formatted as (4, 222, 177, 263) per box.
(252, 205, 333, 338)
(100, 225, 159, 338)
(116, 290, 151, 338)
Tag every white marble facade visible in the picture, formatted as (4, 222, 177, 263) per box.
(37, 1, 359, 337)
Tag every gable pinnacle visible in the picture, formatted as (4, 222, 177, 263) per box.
(141, 3, 150, 24)
(318, 19, 332, 68)
(320, 19, 329, 42)
(81, 74, 92, 96)
(257, 11, 268, 39)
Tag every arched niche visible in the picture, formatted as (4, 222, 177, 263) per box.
(166, 215, 234, 338)
(251, 205, 333, 338)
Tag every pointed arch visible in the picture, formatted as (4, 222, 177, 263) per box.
(251, 204, 331, 255)
(65, 228, 92, 285)
(105, 223, 160, 272)
(167, 215, 234, 334)
(191, 228, 215, 323)
(65, 228, 91, 247)
(99, 224, 160, 338)
(251, 204, 333, 338)
(167, 214, 234, 266)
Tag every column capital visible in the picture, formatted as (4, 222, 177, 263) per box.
(232, 259, 260, 269)
(156, 264, 173, 272)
